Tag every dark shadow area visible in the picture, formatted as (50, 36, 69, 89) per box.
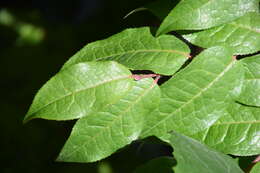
(0, 0, 177, 172)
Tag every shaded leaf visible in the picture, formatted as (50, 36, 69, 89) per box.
(57, 78, 160, 162)
(184, 12, 260, 55)
(191, 102, 260, 156)
(62, 27, 190, 75)
(237, 54, 260, 106)
(134, 156, 176, 173)
(169, 132, 243, 173)
(141, 46, 244, 138)
(157, 0, 258, 35)
(24, 61, 133, 122)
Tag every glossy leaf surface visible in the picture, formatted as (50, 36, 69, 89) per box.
(191, 103, 260, 156)
(157, 0, 258, 35)
(141, 46, 243, 138)
(62, 27, 190, 75)
(57, 78, 160, 162)
(24, 61, 133, 122)
(170, 132, 243, 173)
(184, 12, 260, 55)
(237, 55, 260, 107)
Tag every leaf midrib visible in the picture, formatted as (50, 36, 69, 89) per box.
(27, 75, 131, 118)
(142, 59, 236, 136)
(230, 23, 260, 34)
(94, 49, 190, 61)
(213, 119, 260, 125)
(60, 80, 157, 160)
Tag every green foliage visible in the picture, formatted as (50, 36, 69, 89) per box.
(24, 0, 260, 172)
(251, 162, 260, 173)
(57, 78, 160, 162)
(62, 27, 190, 75)
(184, 12, 260, 55)
(191, 102, 260, 156)
(169, 132, 243, 173)
(237, 54, 260, 106)
(24, 61, 134, 122)
(140, 46, 244, 138)
(157, 0, 258, 35)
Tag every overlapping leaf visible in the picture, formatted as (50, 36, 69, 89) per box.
(157, 0, 258, 35)
(237, 55, 260, 107)
(191, 103, 260, 156)
(24, 61, 133, 122)
(140, 46, 244, 138)
(62, 27, 190, 75)
(169, 132, 243, 173)
(57, 78, 160, 162)
(184, 12, 260, 55)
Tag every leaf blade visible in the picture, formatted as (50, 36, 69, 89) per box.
(237, 54, 260, 107)
(184, 12, 260, 55)
(62, 27, 190, 75)
(169, 132, 243, 173)
(251, 162, 260, 173)
(141, 46, 244, 138)
(157, 0, 258, 35)
(191, 103, 260, 156)
(57, 78, 160, 162)
(24, 61, 133, 122)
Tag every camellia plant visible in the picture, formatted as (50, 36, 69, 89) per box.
(24, 0, 260, 172)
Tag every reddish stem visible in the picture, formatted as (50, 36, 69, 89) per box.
(131, 74, 160, 80)
(253, 155, 260, 163)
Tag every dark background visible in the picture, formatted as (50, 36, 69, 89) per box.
(1, 1, 256, 172)
(0, 0, 173, 172)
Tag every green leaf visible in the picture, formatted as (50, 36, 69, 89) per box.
(140, 46, 244, 138)
(57, 78, 160, 162)
(184, 12, 260, 55)
(157, 0, 259, 35)
(237, 55, 260, 107)
(145, 0, 180, 21)
(62, 27, 190, 75)
(251, 162, 260, 173)
(169, 132, 244, 173)
(24, 61, 133, 122)
(134, 156, 176, 173)
(191, 102, 260, 156)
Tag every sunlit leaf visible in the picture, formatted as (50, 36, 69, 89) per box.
(157, 0, 258, 35)
(184, 12, 260, 55)
(24, 61, 133, 122)
(191, 102, 260, 156)
(62, 27, 190, 75)
(251, 162, 260, 173)
(237, 54, 260, 107)
(141, 46, 244, 138)
(57, 78, 160, 162)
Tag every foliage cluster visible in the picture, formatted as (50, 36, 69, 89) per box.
(25, 0, 260, 172)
